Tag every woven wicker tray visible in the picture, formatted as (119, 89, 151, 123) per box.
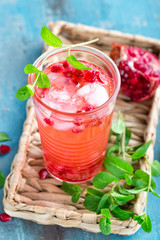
(3, 21, 160, 236)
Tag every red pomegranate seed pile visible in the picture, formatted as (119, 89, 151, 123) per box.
(0, 213, 11, 222)
(0, 145, 11, 154)
(110, 43, 160, 102)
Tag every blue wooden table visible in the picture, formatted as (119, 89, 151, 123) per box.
(0, 0, 160, 239)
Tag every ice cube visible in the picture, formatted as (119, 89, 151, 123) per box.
(77, 83, 109, 107)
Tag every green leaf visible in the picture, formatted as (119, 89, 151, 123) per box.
(106, 145, 119, 156)
(41, 25, 63, 47)
(66, 55, 91, 70)
(101, 209, 111, 218)
(24, 64, 41, 74)
(16, 85, 34, 101)
(0, 171, 5, 189)
(141, 215, 152, 233)
(93, 172, 118, 189)
(133, 214, 145, 225)
(111, 191, 135, 202)
(125, 187, 147, 194)
(62, 181, 81, 195)
(36, 73, 51, 88)
(150, 188, 160, 198)
(125, 127, 131, 146)
(125, 174, 133, 186)
(99, 218, 111, 236)
(97, 194, 112, 214)
(84, 194, 101, 212)
(109, 204, 118, 211)
(111, 119, 125, 134)
(0, 132, 10, 142)
(132, 170, 156, 190)
(111, 207, 133, 220)
(72, 192, 81, 203)
(104, 155, 133, 179)
(151, 160, 160, 177)
(118, 187, 131, 195)
(131, 140, 152, 161)
(87, 188, 105, 197)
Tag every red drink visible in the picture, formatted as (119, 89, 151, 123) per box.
(30, 47, 120, 182)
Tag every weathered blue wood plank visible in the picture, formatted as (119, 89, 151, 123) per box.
(0, 0, 160, 239)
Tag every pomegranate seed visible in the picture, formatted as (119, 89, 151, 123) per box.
(63, 69, 73, 78)
(36, 88, 47, 98)
(72, 128, 83, 133)
(0, 213, 11, 222)
(95, 71, 105, 83)
(82, 104, 94, 112)
(74, 118, 82, 126)
(84, 70, 96, 82)
(63, 60, 69, 68)
(51, 65, 63, 73)
(74, 69, 84, 78)
(39, 168, 48, 179)
(0, 145, 11, 154)
(44, 118, 54, 126)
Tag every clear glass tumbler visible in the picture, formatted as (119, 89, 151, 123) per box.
(29, 46, 120, 183)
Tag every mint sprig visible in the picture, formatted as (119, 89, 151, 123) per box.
(16, 25, 99, 101)
(61, 116, 160, 236)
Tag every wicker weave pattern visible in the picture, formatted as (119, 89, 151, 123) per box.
(3, 21, 160, 235)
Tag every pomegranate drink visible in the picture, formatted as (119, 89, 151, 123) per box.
(31, 47, 120, 182)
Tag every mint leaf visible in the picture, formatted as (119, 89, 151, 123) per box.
(109, 204, 118, 211)
(66, 55, 91, 70)
(41, 25, 63, 47)
(131, 140, 152, 161)
(111, 207, 133, 220)
(132, 170, 156, 190)
(125, 174, 133, 186)
(125, 187, 147, 194)
(84, 194, 101, 212)
(62, 181, 81, 195)
(118, 187, 131, 195)
(141, 215, 152, 233)
(150, 188, 160, 198)
(133, 214, 145, 225)
(111, 119, 125, 134)
(111, 192, 135, 202)
(101, 209, 111, 218)
(93, 172, 118, 189)
(125, 127, 131, 146)
(106, 145, 119, 156)
(72, 192, 81, 203)
(87, 188, 105, 197)
(36, 73, 51, 88)
(104, 155, 133, 179)
(24, 64, 41, 74)
(151, 160, 160, 177)
(0, 132, 10, 142)
(99, 218, 111, 236)
(0, 171, 5, 188)
(16, 85, 34, 101)
(97, 194, 112, 214)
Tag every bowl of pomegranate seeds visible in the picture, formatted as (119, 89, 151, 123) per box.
(110, 43, 160, 102)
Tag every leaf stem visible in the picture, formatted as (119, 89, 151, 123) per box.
(144, 161, 152, 214)
(38, 38, 99, 71)
(32, 73, 40, 88)
(122, 127, 126, 160)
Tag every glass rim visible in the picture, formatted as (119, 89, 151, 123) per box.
(31, 46, 121, 116)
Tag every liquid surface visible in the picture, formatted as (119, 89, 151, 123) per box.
(36, 60, 113, 113)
